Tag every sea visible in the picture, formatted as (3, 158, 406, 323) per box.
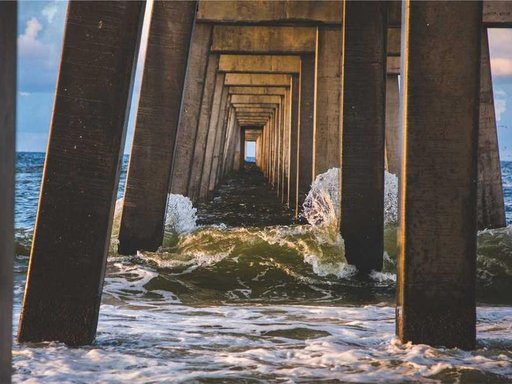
(11, 152, 512, 383)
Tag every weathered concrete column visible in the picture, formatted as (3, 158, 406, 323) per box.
(340, 1, 386, 273)
(397, 1, 482, 349)
(170, 24, 212, 195)
(385, 74, 400, 176)
(289, 75, 300, 211)
(208, 91, 230, 194)
(240, 128, 246, 170)
(313, 26, 342, 177)
(18, 2, 145, 345)
(477, 28, 506, 229)
(0, 2, 16, 380)
(188, 54, 219, 203)
(281, 90, 291, 202)
(199, 74, 225, 200)
(296, 55, 316, 212)
(119, 1, 196, 254)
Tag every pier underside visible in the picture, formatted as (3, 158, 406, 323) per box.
(2, 3, 511, 376)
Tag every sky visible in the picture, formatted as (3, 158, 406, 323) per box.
(16, 1, 512, 160)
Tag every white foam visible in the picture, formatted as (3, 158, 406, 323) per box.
(302, 168, 399, 230)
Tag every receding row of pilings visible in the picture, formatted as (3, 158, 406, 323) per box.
(0, 2, 511, 379)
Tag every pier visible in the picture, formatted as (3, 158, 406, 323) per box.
(2, 0, 512, 381)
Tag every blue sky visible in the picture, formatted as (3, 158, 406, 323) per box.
(16, 1, 512, 160)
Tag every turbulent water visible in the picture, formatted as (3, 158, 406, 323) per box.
(12, 153, 512, 383)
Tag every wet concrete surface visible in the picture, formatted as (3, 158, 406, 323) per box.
(196, 163, 295, 227)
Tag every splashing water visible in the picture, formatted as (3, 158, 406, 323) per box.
(11, 155, 512, 383)
(164, 194, 197, 235)
(302, 168, 399, 230)
(110, 194, 198, 253)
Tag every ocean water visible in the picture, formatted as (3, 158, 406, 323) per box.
(11, 152, 512, 383)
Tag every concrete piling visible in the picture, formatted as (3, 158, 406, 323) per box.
(477, 28, 506, 230)
(119, 1, 196, 254)
(339, 1, 386, 273)
(397, 0, 482, 349)
(171, 24, 213, 196)
(296, 55, 316, 213)
(18, 1, 145, 345)
(0, 1, 16, 381)
(313, 27, 342, 177)
(15, 0, 507, 354)
(188, 54, 220, 202)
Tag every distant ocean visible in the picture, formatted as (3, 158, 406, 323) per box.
(11, 152, 512, 383)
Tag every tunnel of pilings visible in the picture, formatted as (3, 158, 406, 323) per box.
(1, 1, 512, 380)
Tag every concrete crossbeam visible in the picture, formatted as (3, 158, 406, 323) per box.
(225, 73, 291, 86)
(219, 55, 300, 74)
(197, 1, 342, 25)
(211, 26, 316, 54)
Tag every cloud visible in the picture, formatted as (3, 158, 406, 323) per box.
(42, 2, 58, 24)
(495, 89, 507, 122)
(17, 17, 53, 63)
(19, 92, 31, 97)
(489, 29, 512, 78)
(491, 58, 512, 77)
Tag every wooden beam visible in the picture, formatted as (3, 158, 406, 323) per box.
(211, 26, 316, 54)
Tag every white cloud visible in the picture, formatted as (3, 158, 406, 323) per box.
(42, 2, 58, 24)
(491, 58, 512, 77)
(489, 29, 512, 78)
(495, 89, 507, 122)
(18, 17, 46, 58)
(17, 16, 57, 67)
(19, 92, 31, 97)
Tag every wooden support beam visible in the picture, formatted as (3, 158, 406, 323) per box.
(340, 1, 386, 273)
(225, 73, 291, 87)
(119, 1, 196, 255)
(219, 55, 300, 74)
(211, 26, 316, 54)
(197, 1, 342, 25)
(0, 1, 16, 381)
(397, 0, 481, 350)
(18, 1, 145, 345)
(170, 24, 213, 195)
